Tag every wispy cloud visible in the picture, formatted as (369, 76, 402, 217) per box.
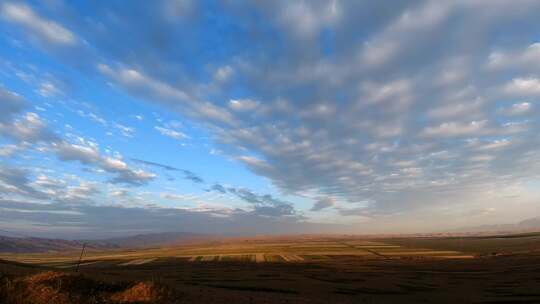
(154, 126, 187, 140)
(0, 2, 77, 46)
(2, 1, 540, 236)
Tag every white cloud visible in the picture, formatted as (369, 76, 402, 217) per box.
(77, 110, 108, 126)
(160, 192, 192, 201)
(0, 2, 77, 46)
(470, 139, 512, 151)
(61, 181, 99, 203)
(0, 165, 49, 200)
(102, 157, 128, 171)
(468, 154, 495, 162)
(0, 144, 22, 157)
(278, 0, 341, 39)
(34, 174, 67, 189)
(114, 123, 135, 138)
(110, 188, 129, 198)
(192, 101, 234, 125)
(1, 86, 154, 187)
(53, 141, 155, 186)
(228, 99, 258, 112)
(360, 1, 453, 67)
(99, 63, 235, 125)
(154, 126, 187, 140)
(0, 87, 26, 123)
(36, 81, 62, 97)
(427, 98, 485, 119)
(500, 102, 532, 116)
(237, 156, 273, 172)
(54, 141, 100, 164)
(421, 120, 488, 137)
(500, 121, 531, 134)
(504, 77, 540, 96)
(162, 0, 194, 21)
(214, 65, 233, 82)
(30, 1, 540, 227)
(360, 79, 412, 107)
(488, 42, 540, 69)
(0, 112, 57, 143)
(98, 64, 189, 102)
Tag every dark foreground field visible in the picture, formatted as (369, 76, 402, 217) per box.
(2, 233, 540, 303)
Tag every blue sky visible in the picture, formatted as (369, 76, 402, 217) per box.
(0, 0, 539, 238)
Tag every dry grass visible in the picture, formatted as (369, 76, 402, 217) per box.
(0, 271, 181, 304)
(110, 282, 175, 303)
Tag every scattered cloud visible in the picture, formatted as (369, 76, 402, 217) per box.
(228, 99, 258, 112)
(53, 141, 155, 186)
(2, 1, 540, 236)
(310, 197, 335, 211)
(0, 144, 22, 157)
(154, 126, 187, 140)
(0, 112, 58, 143)
(0, 165, 48, 200)
(131, 158, 203, 184)
(114, 123, 135, 138)
(0, 199, 340, 238)
(131, 158, 180, 171)
(500, 102, 532, 116)
(213, 65, 233, 82)
(421, 121, 488, 138)
(505, 77, 540, 96)
(488, 43, 540, 69)
(0, 2, 77, 46)
(77, 110, 108, 126)
(225, 187, 296, 217)
(39, 1, 540, 222)
(98, 64, 190, 103)
(209, 184, 227, 194)
(36, 81, 62, 97)
(0, 87, 26, 123)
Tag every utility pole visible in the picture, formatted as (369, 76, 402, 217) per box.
(75, 243, 86, 272)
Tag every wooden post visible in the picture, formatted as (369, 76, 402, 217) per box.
(75, 243, 86, 272)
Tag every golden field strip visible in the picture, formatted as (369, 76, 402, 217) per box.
(1, 237, 474, 268)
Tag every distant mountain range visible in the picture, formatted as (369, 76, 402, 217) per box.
(0, 232, 213, 253)
(0, 236, 108, 253)
(94, 232, 213, 248)
(454, 217, 540, 233)
(2, 218, 540, 254)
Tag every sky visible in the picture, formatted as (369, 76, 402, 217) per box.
(0, 0, 539, 239)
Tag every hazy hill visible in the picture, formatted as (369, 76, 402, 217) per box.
(0, 232, 212, 253)
(455, 217, 540, 233)
(0, 236, 113, 253)
(94, 232, 212, 248)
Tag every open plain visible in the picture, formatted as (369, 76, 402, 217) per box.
(2, 232, 540, 303)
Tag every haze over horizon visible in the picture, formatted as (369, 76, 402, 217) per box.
(1, 0, 540, 239)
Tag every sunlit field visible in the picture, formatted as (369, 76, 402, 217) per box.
(2, 233, 540, 303)
(2, 236, 479, 267)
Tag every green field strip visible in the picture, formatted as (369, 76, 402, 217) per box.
(264, 254, 286, 262)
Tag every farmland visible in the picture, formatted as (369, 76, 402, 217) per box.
(1, 236, 478, 267)
(2, 233, 540, 303)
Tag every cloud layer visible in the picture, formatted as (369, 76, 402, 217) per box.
(1, 1, 540, 236)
